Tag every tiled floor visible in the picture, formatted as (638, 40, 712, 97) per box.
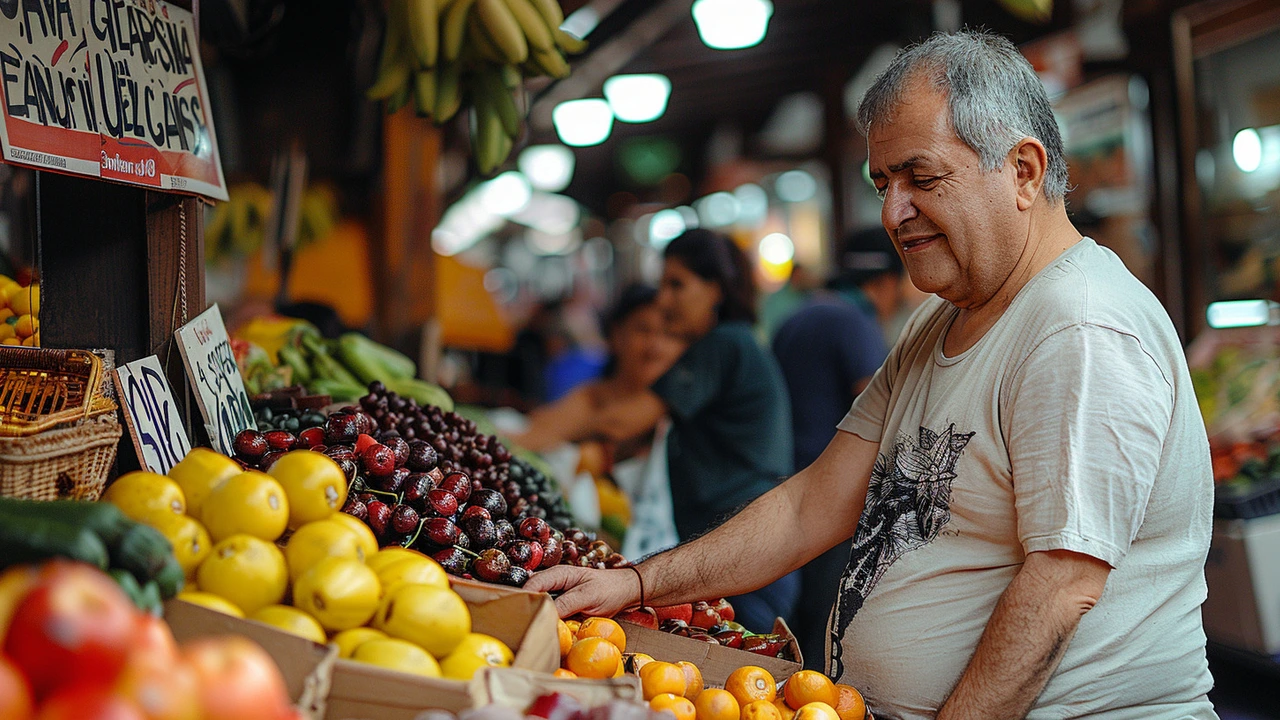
(1208, 645, 1280, 719)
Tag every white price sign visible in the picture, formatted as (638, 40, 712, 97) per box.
(174, 304, 253, 456)
(113, 355, 191, 473)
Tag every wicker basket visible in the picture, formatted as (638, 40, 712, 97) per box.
(0, 415, 122, 501)
(0, 347, 117, 437)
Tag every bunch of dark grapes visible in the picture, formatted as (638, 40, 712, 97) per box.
(318, 382, 617, 586)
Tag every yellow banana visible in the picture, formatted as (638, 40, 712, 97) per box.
(387, 78, 413, 114)
(368, 20, 413, 99)
(434, 62, 463, 123)
(471, 100, 504, 175)
(407, 0, 439, 68)
(443, 0, 479, 61)
(501, 0, 553, 52)
(553, 28, 587, 55)
(529, 0, 564, 28)
(468, 17, 509, 63)
(501, 63, 523, 88)
(529, 46, 569, 79)
(475, 0, 528, 64)
(477, 64, 521, 138)
(414, 70, 437, 117)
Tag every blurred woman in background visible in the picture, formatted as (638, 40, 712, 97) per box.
(648, 229, 798, 632)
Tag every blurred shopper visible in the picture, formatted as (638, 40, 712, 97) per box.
(772, 227, 904, 668)
(530, 31, 1216, 720)
(510, 285, 681, 455)
(650, 229, 798, 631)
(761, 263, 821, 339)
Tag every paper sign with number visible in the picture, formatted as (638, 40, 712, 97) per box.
(175, 304, 253, 457)
(113, 355, 190, 473)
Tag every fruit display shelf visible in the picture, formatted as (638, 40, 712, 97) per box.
(226, 382, 623, 587)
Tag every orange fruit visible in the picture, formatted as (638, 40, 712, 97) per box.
(773, 698, 796, 720)
(565, 619, 581, 635)
(557, 620, 574, 658)
(694, 689, 739, 720)
(783, 671, 837, 710)
(641, 662, 688, 700)
(576, 616, 626, 653)
(628, 652, 656, 674)
(650, 694, 696, 720)
(553, 668, 577, 679)
(832, 685, 866, 720)
(677, 661, 704, 700)
(794, 703, 840, 720)
(564, 637, 621, 680)
(741, 700, 783, 720)
(726, 666, 777, 707)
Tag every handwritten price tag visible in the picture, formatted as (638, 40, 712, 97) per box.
(113, 355, 190, 473)
(174, 304, 254, 456)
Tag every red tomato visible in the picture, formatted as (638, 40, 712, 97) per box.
(182, 636, 293, 720)
(129, 615, 179, 668)
(4, 562, 138, 699)
(114, 656, 201, 720)
(0, 653, 34, 720)
(35, 685, 145, 720)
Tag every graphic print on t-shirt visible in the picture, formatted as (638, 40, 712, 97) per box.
(830, 424, 975, 677)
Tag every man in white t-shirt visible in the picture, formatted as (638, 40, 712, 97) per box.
(528, 30, 1216, 720)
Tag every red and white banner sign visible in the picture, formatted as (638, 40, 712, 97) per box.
(0, 0, 227, 200)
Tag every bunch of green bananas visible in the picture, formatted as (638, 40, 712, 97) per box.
(368, 0, 587, 175)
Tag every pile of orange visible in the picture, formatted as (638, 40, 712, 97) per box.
(556, 617, 628, 680)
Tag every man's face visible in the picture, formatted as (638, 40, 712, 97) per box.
(868, 77, 1025, 307)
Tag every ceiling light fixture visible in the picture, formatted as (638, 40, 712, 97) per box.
(552, 99, 615, 147)
(518, 145, 576, 192)
(603, 74, 672, 123)
(691, 0, 774, 50)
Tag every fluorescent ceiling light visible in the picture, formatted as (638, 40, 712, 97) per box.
(553, 99, 615, 147)
(511, 192, 581, 235)
(696, 191, 739, 227)
(734, 182, 768, 226)
(603, 74, 672, 123)
(1234, 128, 1262, 173)
(519, 145, 576, 192)
(649, 208, 686, 248)
(1207, 300, 1278, 329)
(691, 0, 773, 50)
(775, 169, 817, 202)
(758, 232, 794, 265)
(479, 171, 532, 217)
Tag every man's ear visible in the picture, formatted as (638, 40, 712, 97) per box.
(1010, 138, 1048, 211)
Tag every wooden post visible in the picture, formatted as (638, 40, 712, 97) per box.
(374, 107, 444, 351)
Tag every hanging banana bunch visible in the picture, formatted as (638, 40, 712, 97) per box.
(368, 0, 587, 175)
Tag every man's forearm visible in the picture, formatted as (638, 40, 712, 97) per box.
(937, 550, 1109, 720)
(637, 431, 877, 608)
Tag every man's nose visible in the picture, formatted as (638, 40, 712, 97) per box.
(881, 185, 917, 232)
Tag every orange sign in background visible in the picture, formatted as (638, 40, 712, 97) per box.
(0, 0, 227, 200)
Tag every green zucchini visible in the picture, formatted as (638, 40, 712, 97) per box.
(109, 524, 175, 585)
(0, 514, 110, 570)
(383, 377, 454, 411)
(0, 497, 133, 547)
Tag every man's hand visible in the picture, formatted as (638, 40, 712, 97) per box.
(525, 566, 642, 618)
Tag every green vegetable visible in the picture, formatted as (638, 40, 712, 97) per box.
(0, 498, 133, 547)
(109, 524, 174, 586)
(383, 377, 454, 411)
(309, 377, 367, 402)
(337, 333, 417, 383)
(0, 513, 110, 570)
(153, 559, 186, 600)
(279, 344, 312, 385)
(138, 580, 164, 616)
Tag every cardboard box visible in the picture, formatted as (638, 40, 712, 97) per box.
(475, 667, 641, 709)
(325, 580, 561, 720)
(1202, 514, 1280, 654)
(616, 618, 802, 687)
(164, 599, 337, 720)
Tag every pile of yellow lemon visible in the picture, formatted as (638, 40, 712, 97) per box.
(102, 447, 512, 681)
(0, 276, 39, 346)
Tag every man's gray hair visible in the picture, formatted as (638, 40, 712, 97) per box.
(856, 30, 1069, 201)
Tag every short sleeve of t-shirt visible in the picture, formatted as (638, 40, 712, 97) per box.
(1006, 323, 1174, 567)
